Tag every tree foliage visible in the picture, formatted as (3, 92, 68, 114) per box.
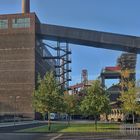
(119, 86, 140, 113)
(119, 69, 140, 123)
(63, 93, 79, 125)
(80, 80, 110, 129)
(33, 71, 63, 130)
(137, 80, 140, 92)
(119, 83, 140, 123)
(81, 80, 110, 116)
(64, 94, 77, 115)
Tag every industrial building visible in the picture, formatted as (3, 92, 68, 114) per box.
(0, 0, 140, 121)
(0, 0, 72, 120)
(100, 52, 137, 122)
(69, 69, 94, 94)
(0, 1, 55, 120)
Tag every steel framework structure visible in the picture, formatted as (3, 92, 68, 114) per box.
(42, 42, 72, 90)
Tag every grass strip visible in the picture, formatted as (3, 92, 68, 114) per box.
(18, 123, 120, 133)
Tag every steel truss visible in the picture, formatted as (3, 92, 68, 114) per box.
(42, 41, 72, 91)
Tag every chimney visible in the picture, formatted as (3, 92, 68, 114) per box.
(22, 0, 30, 13)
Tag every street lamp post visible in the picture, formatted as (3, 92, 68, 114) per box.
(9, 95, 20, 126)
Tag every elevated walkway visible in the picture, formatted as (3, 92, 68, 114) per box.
(36, 24, 140, 53)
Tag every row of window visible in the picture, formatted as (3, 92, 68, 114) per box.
(0, 19, 8, 29)
(0, 18, 30, 29)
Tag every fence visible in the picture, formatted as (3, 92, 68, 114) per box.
(120, 124, 139, 136)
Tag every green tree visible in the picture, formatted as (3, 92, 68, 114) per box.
(119, 81, 140, 124)
(33, 71, 63, 131)
(137, 80, 140, 93)
(63, 93, 78, 125)
(75, 89, 88, 116)
(80, 80, 110, 130)
(119, 69, 140, 124)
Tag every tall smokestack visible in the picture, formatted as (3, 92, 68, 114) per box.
(22, 0, 30, 13)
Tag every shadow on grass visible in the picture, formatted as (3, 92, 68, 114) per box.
(17, 122, 120, 133)
(17, 123, 69, 133)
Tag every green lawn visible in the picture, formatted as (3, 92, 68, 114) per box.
(19, 122, 120, 133)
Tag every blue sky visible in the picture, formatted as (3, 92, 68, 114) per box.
(0, 0, 140, 87)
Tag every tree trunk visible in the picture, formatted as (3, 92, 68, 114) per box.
(48, 111, 51, 131)
(132, 113, 135, 124)
(105, 114, 108, 122)
(67, 114, 70, 126)
(43, 113, 46, 121)
(95, 115, 97, 131)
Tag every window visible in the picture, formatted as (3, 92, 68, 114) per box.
(0, 19, 8, 29)
(12, 18, 30, 28)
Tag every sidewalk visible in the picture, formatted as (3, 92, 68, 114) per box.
(0, 121, 46, 133)
(0, 120, 43, 128)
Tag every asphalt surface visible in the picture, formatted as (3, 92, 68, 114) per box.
(0, 122, 46, 133)
(0, 133, 65, 140)
(56, 133, 140, 140)
(0, 121, 140, 140)
(0, 133, 139, 140)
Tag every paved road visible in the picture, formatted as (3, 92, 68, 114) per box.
(0, 121, 140, 140)
(0, 133, 139, 140)
(0, 133, 56, 140)
(0, 122, 46, 133)
(57, 133, 139, 140)
(0, 133, 58, 140)
(0, 121, 41, 127)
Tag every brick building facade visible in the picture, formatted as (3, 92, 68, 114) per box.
(0, 13, 55, 119)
